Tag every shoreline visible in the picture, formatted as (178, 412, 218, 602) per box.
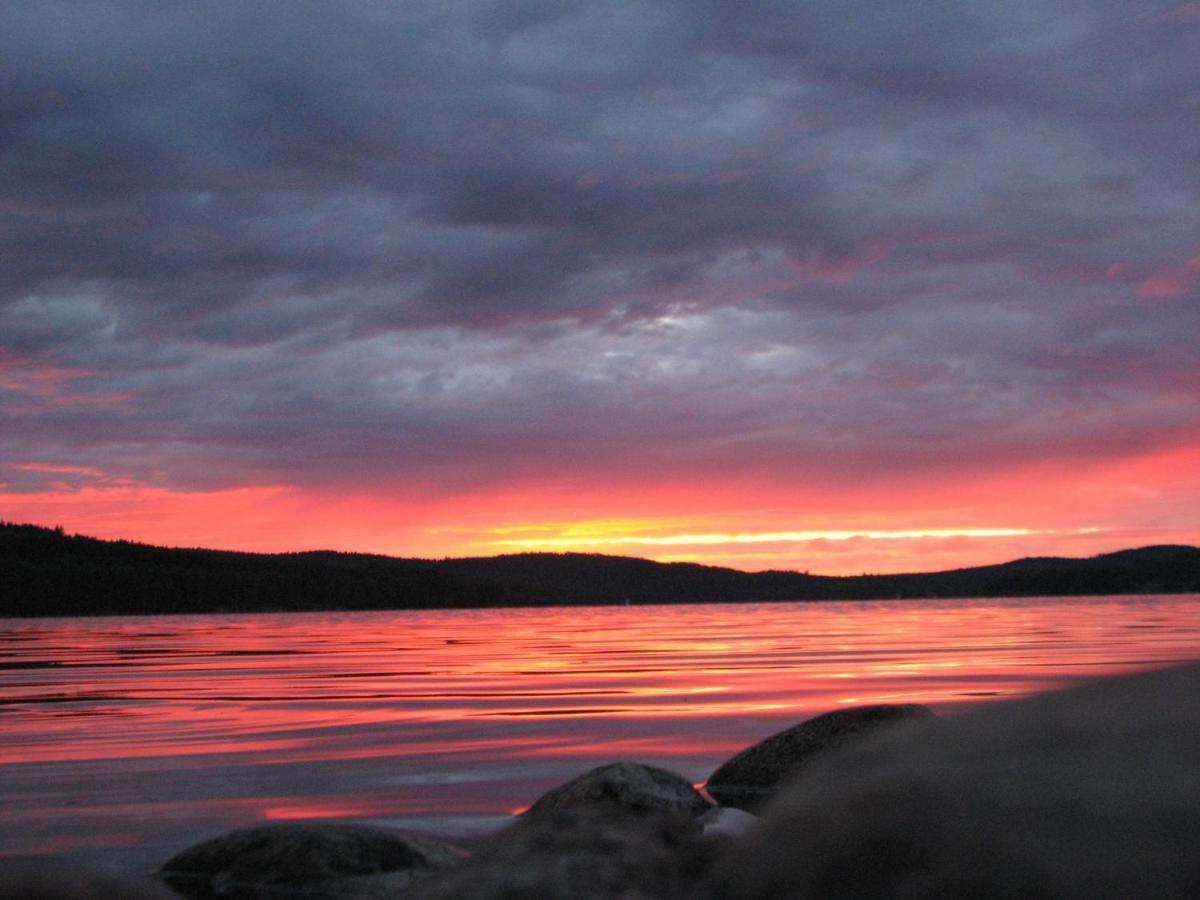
(4, 524, 1199, 617)
(7, 664, 1200, 897)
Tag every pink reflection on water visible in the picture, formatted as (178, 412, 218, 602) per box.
(1, 595, 1199, 863)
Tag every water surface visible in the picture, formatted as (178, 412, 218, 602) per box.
(2, 595, 1199, 872)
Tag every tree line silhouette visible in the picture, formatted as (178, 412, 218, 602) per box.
(2, 521, 1198, 617)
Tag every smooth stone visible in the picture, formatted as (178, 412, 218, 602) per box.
(715, 663, 1200, 899)
(698, 806, 758, 841)
(410, 806, 709, 899)
(524, 761, 712, 819)
(159, 822, 466, 899)
(705, 703, 934, 810)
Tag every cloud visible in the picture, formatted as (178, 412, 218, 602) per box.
(0, 0, 1196, 528)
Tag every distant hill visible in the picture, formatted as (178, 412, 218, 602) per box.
(1, 522, 1198, 617)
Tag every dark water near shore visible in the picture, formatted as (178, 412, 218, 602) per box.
(2, 594, 1199, 875)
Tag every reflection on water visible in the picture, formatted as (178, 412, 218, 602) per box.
(1, 595, 1199, 869)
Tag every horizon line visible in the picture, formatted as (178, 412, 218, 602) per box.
(3, 519, 1195, 580)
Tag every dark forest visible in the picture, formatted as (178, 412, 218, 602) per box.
(2, 522, 1198, 617)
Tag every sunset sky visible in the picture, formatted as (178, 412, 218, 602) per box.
(1, 1, 1198, 575)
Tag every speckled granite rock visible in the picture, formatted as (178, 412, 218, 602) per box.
(524, 761, 712, 819)
(715, 663, 1200, 899)
(159, 822, 465, 899)
(705, 703, 934, 810)
(410, 806, 709, 900)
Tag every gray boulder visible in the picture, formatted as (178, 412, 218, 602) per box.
(715, 663, 1200, 899)
(525, 761, 712, 819)
(159, 822, 466, 899)
(411, 806, 709, 899)
(705, 704, 933, 810)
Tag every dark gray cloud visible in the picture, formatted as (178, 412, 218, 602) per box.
(1, 0, 1197, 497)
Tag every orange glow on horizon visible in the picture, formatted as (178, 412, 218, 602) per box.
(2, 442, 1199, 575)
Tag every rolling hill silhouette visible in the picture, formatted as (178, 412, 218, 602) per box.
(2, 522, 1197, 617)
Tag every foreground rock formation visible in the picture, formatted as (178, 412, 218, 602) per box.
(714, 663, 1200, 898)
(410, 807, 708, 899)
(523, 760, 712, 819)
(705, 703, 934, 810)
(0, 866, 176, 900)
(15, 664, 1199, 898)
(158, 822, 466, 899)
(406, 762, 717, 898)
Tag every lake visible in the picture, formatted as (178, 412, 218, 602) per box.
(2, 594, 1200, 876)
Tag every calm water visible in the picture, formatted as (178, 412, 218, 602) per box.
(2, 595, 1199, 874)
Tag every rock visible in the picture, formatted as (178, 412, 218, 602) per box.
(158, 822, 466, 899)
(410, 806, 709, 899)
(525, 761, 712, 819)
(714, 663, 1200, 899)
(0, 865, 176, 899)
(705, 704, 933, 810)
(698, 806, 758, 842)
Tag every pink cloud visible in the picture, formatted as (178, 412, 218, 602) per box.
(1136, 255, 1200, 299)
(791, 239, 891, 283)
(4, 462, 109, 478)
(0, 353, 134, 408)
(0, 354, 83, 396)
(1148, 3, 1200, 24)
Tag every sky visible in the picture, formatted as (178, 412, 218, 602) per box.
(1, 1, 1198, 575)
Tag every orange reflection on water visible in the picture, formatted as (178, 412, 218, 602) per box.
(2, 595, 1200, 861)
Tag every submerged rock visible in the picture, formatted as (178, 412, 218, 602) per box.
(705, 703, 933, 810)
(525, 761, 712, 819)
(715, 663, 1200, 899)
(411, 806, 709, 900)
(159, 822, 465, 899)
